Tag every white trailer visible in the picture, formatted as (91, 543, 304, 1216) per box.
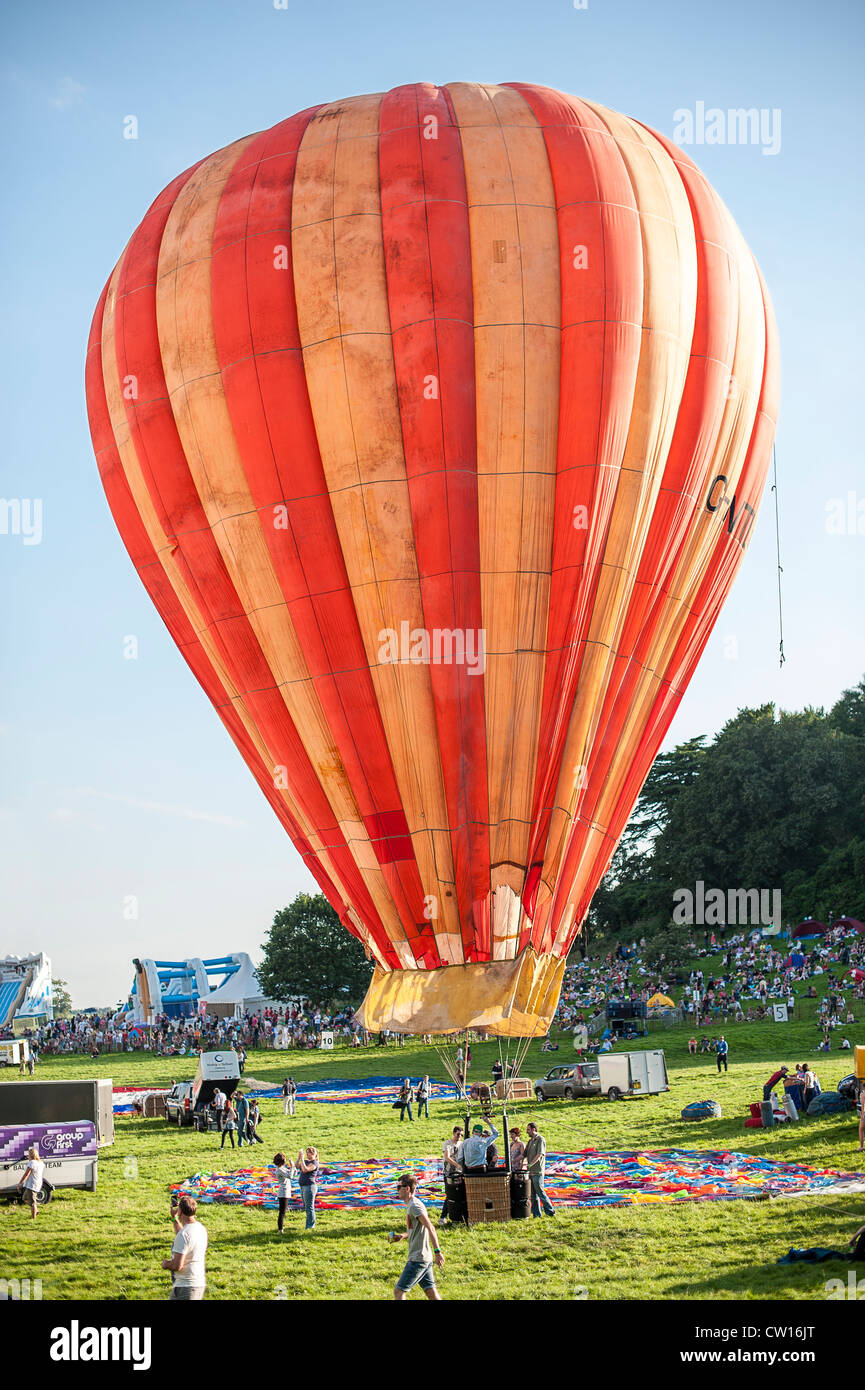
(597, 1049, 670, 1102)
(0, 1039, 30, 1067)
(0, 1121, 98, 1202)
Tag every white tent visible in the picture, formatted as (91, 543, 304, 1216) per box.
(205, 954, 272, 1015)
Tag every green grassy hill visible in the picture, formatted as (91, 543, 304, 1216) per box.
(1, 952, 862, 1301)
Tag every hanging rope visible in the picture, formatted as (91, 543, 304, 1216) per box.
(771, 444, 785, 667)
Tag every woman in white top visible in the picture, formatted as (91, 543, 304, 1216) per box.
(17, 1144, 45, 1219)
(272, 1151, 297, 1233)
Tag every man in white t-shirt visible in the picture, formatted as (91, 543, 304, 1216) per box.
(211, 1086, 226, 1131)
(17, 1145, 45, 1219)
(162, 1195, 208, 1300)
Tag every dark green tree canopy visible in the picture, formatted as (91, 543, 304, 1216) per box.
(590, 677, 865, 936)
(257, 892, 373, 1006)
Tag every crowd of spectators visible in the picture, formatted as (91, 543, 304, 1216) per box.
(13, 921, 864, 1058)
(25, 1001, 366, 1057)
(551, 920, 865, 1045)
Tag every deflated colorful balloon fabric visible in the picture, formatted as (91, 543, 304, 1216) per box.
(243, 1076, 453, 1105)
(113, 1076, 452, 1113)
(171, 1150, 865, 1212)
(113, 1087, 167, 1114)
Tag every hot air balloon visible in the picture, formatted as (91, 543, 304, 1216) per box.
(86, 82, 779, 1040)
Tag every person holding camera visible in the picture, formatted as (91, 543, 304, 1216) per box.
(163, 1195, 208, 1300)
(415, 1075, 430, 1119)
(397, 1078, 413, 1122)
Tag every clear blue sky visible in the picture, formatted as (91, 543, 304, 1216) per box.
(1, 0, 863, 1007)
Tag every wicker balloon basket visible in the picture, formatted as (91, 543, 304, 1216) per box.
(465, 1172, 512, 1225)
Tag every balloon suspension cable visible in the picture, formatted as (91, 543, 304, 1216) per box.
(771, 444, 785, 667)
(434, 1043, 459, 1089)
(512, 1033, 533, 1088)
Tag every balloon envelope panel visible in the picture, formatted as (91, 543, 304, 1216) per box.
(86, 82, 779, 1035)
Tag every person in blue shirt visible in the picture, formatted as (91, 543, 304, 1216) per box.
(459, 1121, 498, 1174)
(716, 1036, 729, 1073)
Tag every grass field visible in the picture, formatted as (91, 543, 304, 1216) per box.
(2, 962, 863, 1301)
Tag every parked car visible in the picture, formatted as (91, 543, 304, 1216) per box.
(837, 1073, 860, 1102)
(534, 1064, 600, 1101)
(164, 1082, 196, 1127)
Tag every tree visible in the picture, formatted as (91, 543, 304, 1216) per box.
(258, 893, 373, 1006)
(590, 676, 865, 941)
(52, 978, 73, 1018)
(828, 677, 865, 739)
(619, 736, 708, 852)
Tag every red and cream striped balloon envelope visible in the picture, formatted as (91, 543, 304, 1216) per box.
(86, 83, 779, 1036)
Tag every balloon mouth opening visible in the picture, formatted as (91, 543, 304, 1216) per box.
(354, 947, 566, 1037)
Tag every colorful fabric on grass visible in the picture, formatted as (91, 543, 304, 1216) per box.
(244, 1076, 453, 1105)
(171, 1149, 865, 1212)
(113, 1076, 452, 1113)
(113, 1088, 168, 1114)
